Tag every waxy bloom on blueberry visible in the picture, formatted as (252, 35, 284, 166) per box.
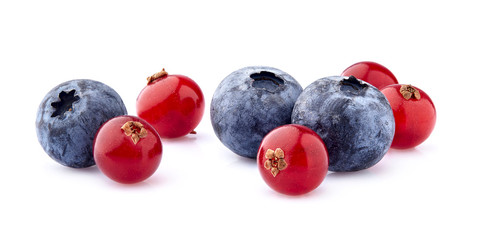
(211, 66, 303, 158)
(292, 76, 395, 172)
(36, 79, 127, 168)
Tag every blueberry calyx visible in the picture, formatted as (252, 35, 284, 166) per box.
(340, 76, 368, 95)
(50, 89, 80, 118)
(251, 71, 285, 93)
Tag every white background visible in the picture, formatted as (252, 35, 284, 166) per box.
(1, 1, 481, 239)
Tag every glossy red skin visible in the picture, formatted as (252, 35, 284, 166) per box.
(342, 61, 398, 89)
(257, 124, 329, 196)
(381, 84, 436, 149)
(136, 74, 205, 138)
(93, 115, 162, 184)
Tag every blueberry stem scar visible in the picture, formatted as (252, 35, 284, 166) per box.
(251, 71, 285, 92)
(51, 89, 80, 118)
(340, 75, 368, 92)
(121, 121, 148, 144)
(147, 68, 168, 85)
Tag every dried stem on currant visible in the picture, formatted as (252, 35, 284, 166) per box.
(121, 121, 148, 144)
(147, 68, 168, 84)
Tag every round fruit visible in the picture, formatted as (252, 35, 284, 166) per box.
(292, 76, 395, 172)
(136, 69, 205, 138)
(381, 84, 436, 149)
(36, 79, 127, 168)
(211, 66, 303, 158)
(257, 124, 329, 195)
(93, 115, 162, 184)
(341, 61, 398, 89)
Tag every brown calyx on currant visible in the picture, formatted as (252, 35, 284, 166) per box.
(147, 68, 168, 85)
(264, 148, 287, 177)
(121, 121, 148, 144)
(400, 85, 421, 100)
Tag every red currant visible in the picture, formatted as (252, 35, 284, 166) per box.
(381, 84, 436, 149)
(257, 124, 329, 196)
(341, 61, 398, 89)
(93, 115, 163, 184)
(136, 69, 205, 138)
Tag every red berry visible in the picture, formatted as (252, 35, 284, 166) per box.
(342, 61, 398, 89)
(381, 84, 436, 149)
(93, 115, 163, 184)
(257, 124, 329, 196)
(136, 69, 205, 138)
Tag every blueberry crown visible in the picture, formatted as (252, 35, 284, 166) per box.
(50, 89, 80, 118)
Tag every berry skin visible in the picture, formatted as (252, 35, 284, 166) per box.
(93, 115, 162, 184)
(292, 76, 395, 172)
(257, 124, 329, 196)
(342, 61, 398, 90)
(211, 66, 303, 158)
(136, 69, 205, 138)
(36, 79, 127, 168)
(381, 84, 436, 149)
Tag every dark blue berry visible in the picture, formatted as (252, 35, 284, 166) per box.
(36, 79, 127, 168)
(291, 76, 395, 172)
(211, 66, 303, 158)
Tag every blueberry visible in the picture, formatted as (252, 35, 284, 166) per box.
(291, 76, 395, 172)
(36, 79, 127, 168)
(211, 66, 303, 158)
